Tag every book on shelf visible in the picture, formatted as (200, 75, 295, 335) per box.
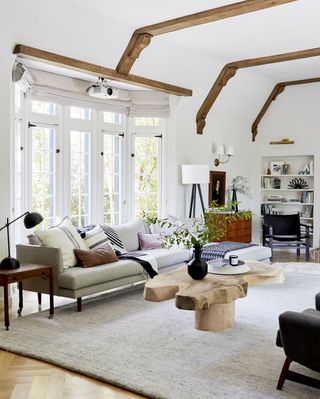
(302, 191, 314, 204)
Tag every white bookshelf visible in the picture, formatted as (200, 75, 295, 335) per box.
(260, 156, 315, 234)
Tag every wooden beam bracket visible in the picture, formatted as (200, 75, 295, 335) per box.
(196, 65, 237, 134)
(116, 33, 153, 74)
(252, 76, 320, 140)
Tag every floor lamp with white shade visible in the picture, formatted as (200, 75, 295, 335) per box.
(181, 164, 209, 217)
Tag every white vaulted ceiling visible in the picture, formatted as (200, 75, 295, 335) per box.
(59, 0, 320, 81)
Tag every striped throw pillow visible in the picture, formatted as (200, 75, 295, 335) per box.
(84, 225, 109, 249)
(35, 217, 87, 269)
(102, 225, 126, 253)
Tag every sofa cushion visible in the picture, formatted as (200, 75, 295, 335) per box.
(83, 225, 109, 249)
(102, 225, 126, 252)
(35, 217, 87, 269)
(111, 219, 148, 252)
(58, 259, 143, 290)
(74, 243, 118, 268)
(138, 232, 161, 250)
(136, 247, 192, 270)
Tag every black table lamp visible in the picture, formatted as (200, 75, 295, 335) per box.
(0, 211, 43, 270)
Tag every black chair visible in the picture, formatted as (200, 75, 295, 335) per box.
(262, 214, 311, 261)
(276, 292, 320, 390)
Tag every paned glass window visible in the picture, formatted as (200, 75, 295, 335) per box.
(31, 126, 56, 228)
(103, 112, 122, 125)
(70, 106, 92, 120)
(31, 100, 56, 115)
(134, 136, 160, 218)
(70, 131, 91, 226)
(134, 117, 160, 127)
(103, 134, 121, 225)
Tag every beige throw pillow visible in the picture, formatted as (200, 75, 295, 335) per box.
(35, 217, 87, 269)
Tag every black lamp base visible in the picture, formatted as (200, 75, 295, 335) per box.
(0, 257, 20, 270)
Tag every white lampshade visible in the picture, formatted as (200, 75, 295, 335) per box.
(226, 145, 234, 156)
(181, 164, 209, 184)
(216, 144, 225, 155)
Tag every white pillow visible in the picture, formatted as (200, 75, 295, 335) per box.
(84, 225, 109, 249)
(35, 217, 87, 269)
(112, 219, 148, 252)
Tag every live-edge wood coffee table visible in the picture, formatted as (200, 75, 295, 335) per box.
(144, 261, 283, 332)
(0, 263, 54, 331)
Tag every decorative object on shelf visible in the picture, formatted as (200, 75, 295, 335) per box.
(269, 138, 295, 145)
(267, 168, 271, 175)
(301, 206, 313, 219)
(270, 161, 284, 175)
(302, 191, 313, 204)
(208, 171, 226, 207)
(298, 163, 311, 175)
(181, 164, 209, 217)
(213, 144, 234, 167)
(228, 176, 251, 212)
(0, 211, 43, 270)
(282, 163, 289, 174)
(288, 178, 308, 189)
(146, 217, 209, 280)
(272, 178, 281, 189)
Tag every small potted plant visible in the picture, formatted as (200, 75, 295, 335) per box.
(147, 217, 209, 280)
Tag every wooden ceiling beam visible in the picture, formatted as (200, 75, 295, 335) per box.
(13, 44, 192, 97)
(252, 77, 320, 141)
(116, 0, 296, 74)
(197, 47, 320, 135)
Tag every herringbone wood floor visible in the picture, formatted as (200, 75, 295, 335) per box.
(0, 250, 311, 398)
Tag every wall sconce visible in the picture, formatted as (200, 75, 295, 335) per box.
(214, 144, 234, 167)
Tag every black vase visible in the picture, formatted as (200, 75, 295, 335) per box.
(187, 246, 208, 280)
(231, 189, 238, 212)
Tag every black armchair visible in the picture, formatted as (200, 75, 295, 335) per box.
(262, 214, 311, 260)
(276, 293, 320, 390)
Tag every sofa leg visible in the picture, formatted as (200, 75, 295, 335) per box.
(277, 358, 291, 390)
(37, 293, 42, 309)
(77, 297, 82, 312)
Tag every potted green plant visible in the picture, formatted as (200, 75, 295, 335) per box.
(146, 217, 209, 280)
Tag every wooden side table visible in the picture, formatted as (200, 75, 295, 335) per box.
(0, 264, 54, 331)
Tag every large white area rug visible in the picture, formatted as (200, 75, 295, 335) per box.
(1, 262, 320, 399)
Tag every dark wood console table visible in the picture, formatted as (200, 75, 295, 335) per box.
(205, 212, 252, 243)
(0, 264, 54, 331)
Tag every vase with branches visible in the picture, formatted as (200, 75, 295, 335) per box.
(228, 176, 251, 212)
(146, 216, 209, 280)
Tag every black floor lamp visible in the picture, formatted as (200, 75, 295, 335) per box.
(0, 211, 43, 269)
(182, 165, 209, 218)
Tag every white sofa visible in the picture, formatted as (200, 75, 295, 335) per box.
(16, 219, 192, 311)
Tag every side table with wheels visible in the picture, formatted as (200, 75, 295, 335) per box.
(0, 264, 54, 331)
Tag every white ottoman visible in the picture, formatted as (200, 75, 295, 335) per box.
(224, 245, 271, 263)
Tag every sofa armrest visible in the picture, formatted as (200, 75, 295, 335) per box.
(16, 244, 64, 296)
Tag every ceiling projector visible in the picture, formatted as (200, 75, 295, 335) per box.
(86, 78, 119, 99)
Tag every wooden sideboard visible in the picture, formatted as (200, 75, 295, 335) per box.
(205, 212, 252, 243)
